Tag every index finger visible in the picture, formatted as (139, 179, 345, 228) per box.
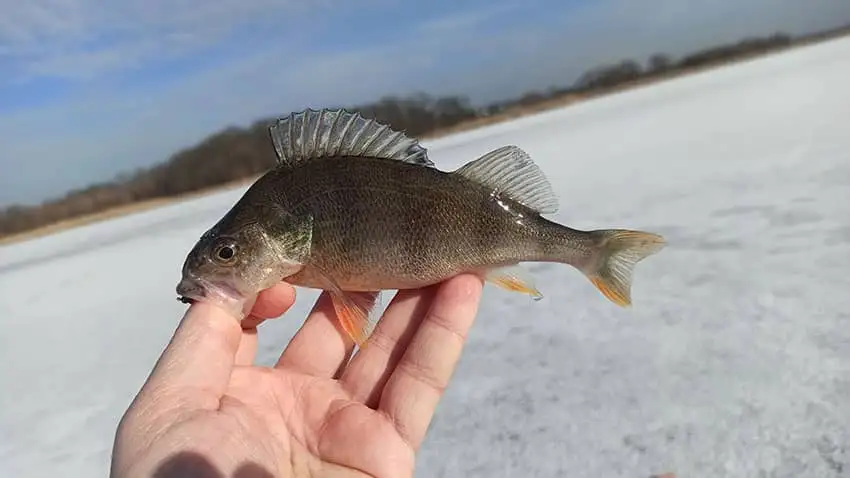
(378, 273, 483, 450)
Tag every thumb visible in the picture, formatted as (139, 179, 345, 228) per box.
(141, 301, 244, 409)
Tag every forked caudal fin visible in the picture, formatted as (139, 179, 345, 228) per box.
(584, 229, 666, 307)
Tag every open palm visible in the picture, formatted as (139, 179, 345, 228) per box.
(111, 274, 484, 478)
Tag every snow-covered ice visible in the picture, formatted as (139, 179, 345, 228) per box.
(2, 37, 850, 477)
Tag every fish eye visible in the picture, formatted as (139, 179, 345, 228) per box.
(213, 242, 237, 264)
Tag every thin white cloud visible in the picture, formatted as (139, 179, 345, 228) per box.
(414, 2, 521, 35)
(0, 0, 848, 205)
(0, 0, 357, 80)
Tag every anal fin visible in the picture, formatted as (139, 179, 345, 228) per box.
(482, 264, 544, 301)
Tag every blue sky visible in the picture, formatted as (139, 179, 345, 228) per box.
(1, 0, 848, 207)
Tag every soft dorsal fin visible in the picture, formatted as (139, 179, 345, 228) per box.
(268, 108, 433, 167)
(454, 145, 559, 214)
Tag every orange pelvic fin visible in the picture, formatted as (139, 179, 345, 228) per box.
(483, 264, 543, 301)
(328, 290, 382, 348)
(308, 265, 383, 348)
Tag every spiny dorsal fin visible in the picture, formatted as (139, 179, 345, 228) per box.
(454, 145, 559, 214)
(268, 108, 433, 167)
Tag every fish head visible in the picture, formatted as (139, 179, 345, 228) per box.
(176, 205, 313, 318)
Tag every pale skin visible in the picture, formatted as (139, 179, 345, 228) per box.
(110, 273, 485, 478)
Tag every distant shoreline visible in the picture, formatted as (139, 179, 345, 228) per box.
(0, 179, 256, 246)
(2, 26, 848, 247)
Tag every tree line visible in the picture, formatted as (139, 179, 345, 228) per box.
(0, 28, 841, 240)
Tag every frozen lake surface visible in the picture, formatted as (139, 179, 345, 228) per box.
(2, 37, 850, 478)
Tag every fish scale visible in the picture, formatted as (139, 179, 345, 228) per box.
(176, 108, 666, 346)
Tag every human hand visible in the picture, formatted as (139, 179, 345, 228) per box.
(110, 273, 484, 478)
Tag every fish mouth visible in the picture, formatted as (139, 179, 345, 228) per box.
(176, 276, 252, 318)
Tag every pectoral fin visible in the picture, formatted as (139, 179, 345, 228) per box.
(482, 264, 544, 301)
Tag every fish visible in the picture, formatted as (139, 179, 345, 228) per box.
(176, 108, 666, 346)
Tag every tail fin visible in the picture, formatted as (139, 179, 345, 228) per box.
(583, 229, 666, 307)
